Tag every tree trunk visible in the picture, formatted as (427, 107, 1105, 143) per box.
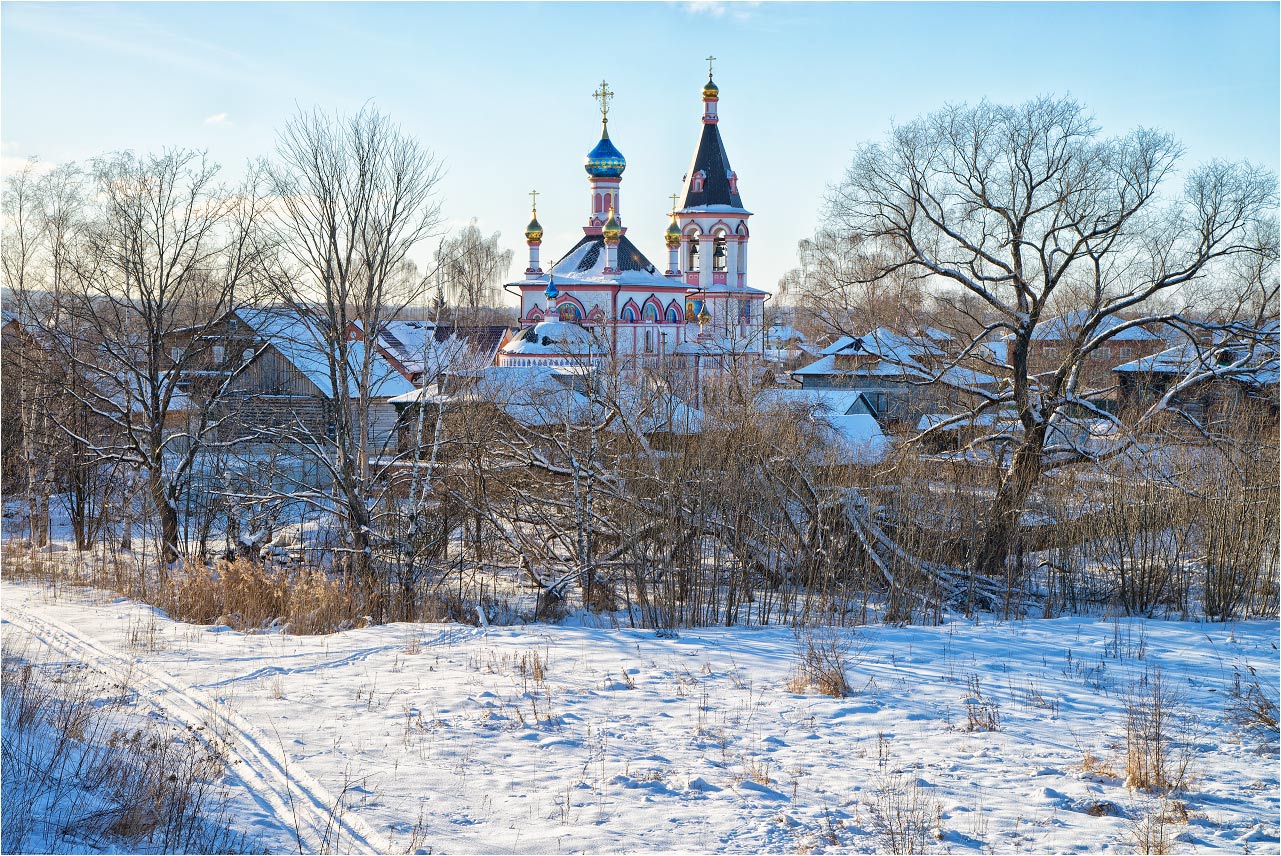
(149, 468, 181, 566)
(972, 429, 1046, 587)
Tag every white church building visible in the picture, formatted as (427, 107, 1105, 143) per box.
(499, 68, 768, 371)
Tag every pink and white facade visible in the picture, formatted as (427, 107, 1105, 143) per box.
(500, 72, 766, 369)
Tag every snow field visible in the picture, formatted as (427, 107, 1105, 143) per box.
(3, 580, 1277, 854)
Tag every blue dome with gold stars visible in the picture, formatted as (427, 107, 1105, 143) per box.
(584, 126, 626, 178)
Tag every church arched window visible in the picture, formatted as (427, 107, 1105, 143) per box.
(665, 303, 680, 324)
(641, 302, 659, 324)
(620, 304, 638, 323)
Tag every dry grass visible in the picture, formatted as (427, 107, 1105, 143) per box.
(785, 628, 858, 697)
(1228, 661, 1280, 742)
(1, 642, 251, 854)
(1125, 666, 1193, 793)
(169, 557, 357, 634)
(866, 771, 942, 855)
(962, 674, 1001, 732)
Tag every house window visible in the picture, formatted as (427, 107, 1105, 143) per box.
(739, 300, 751, 323)
(1120, 347, 1133, 359)
(228, 318, 238, 334)
(644, 329, 655, 353)
(1044, 346, 1058, 359)
(170, 346, 184, 364)
(213, 345, 225, 364)
(874, 393, 889, 415)
(242, 348, 254, 364)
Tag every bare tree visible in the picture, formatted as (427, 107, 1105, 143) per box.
(262, 104, 444, 583)
(434, 220, 513, 327)
(782, 228, 926, 341)
(824, 95, 1277, 585)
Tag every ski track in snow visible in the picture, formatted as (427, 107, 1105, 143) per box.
(3, 600, 393, 856)
(194, 639, 450, 689)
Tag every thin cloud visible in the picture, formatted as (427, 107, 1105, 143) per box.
(681, 1, 760, 20)
(204, 113, 231, 126)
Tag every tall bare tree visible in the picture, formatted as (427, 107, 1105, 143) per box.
(824, 95, 1277, 584)
(262, 105, 444, 581)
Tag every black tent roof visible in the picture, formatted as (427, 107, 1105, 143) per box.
(678, 123, 744, 210)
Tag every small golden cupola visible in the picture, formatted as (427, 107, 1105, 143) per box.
(525, 208, 543, 243)
(702, 77, 719, 100)
(602, 206, 622, 243)
(664, 212, 682, 248)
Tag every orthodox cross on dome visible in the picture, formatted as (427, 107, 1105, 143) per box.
(670, 192, 681, 214)
(705, 55, 716, 77)
(592, 80, 614, 123)
(529, 189, 539, 211)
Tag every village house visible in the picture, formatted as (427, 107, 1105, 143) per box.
(345, 319, 515, 386)
(165, 307, 415, 445)
(790, 328, 996, 430)
(1113, 322, 1280, 425)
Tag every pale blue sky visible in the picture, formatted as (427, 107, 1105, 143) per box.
(3, 2, 1278, 301)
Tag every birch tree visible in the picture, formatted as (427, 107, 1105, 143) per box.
(434, 220, 513, 327)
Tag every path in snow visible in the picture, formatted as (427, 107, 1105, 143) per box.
(3, 600, 392, 856)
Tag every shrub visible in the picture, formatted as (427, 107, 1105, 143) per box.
(785, 628, 858, 697)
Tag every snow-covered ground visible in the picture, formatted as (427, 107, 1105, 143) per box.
(3, 579, 1277, 854)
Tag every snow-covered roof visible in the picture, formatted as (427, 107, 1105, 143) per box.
(500, 320, 605, 356)
(512, 234, 676, 290)
(822, 414, 890, 465)
(916, 411, 1016, 432)
(819, 336, 857, 356)
(753, 388, 887, 464)
(358, 320, 507, 379)
(1112, 327, 1279, 387)
(767, 324, 806, 344)
(1029, 310, 1164, 342)
(794, 328, 995, 387)
(236, 308, 415, 400)
(392, 365, 704, 434)
(755, 388, 875, 417)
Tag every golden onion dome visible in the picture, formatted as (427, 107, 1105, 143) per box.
(664, 213, 682, 248)
(602, 206, 622, 242)
(702, 77, 719, 99)
(525, 210, 543, 243)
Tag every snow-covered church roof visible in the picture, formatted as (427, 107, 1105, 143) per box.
(514, 233, 677, 291)
(500, 319, 606, 356)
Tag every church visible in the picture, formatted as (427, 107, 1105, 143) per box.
(498, 66, 768, 373)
